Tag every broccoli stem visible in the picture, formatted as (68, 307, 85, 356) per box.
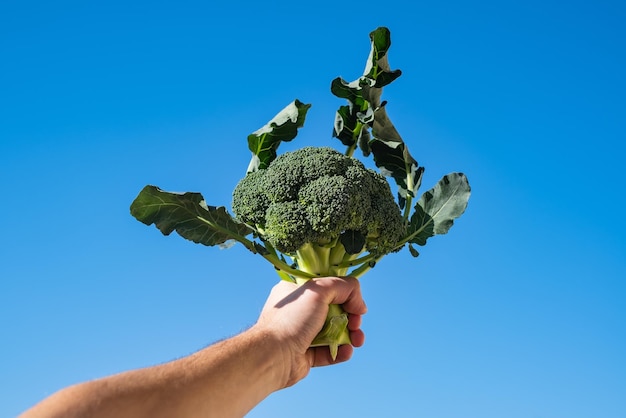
(262, 240, 305, 283)
(329, 243, 351, 276)
(403, 194, 413, 223)
(295, 243, 329, 276)
(292, 242, 355, 360)
(402, 168, 415, 222)
(339, 252, 376, 268)
(259, 250, 317, 280)
(220, 230, 317, 280)
(347, 257, 379, 278)
(310, 303, 351, 360)
(345, 142, 357, 157)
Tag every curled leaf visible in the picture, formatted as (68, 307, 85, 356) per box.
(247, 99, 311, 172)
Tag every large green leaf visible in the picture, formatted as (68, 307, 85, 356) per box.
(130, 185, 254, 247)
(407, 173, 471, 245)
(247, 99, 311, 172)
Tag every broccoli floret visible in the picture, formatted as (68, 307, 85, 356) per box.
(232, 146, 405, 273)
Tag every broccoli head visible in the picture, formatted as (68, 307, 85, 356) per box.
(232, 147, 405, 260)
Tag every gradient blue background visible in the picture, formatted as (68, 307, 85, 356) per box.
(2, 1, 625, 416)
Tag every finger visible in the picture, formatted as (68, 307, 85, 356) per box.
(349, 329, 365, 347)
(347, 313, 365, 347)
(308, 277, 367, 315)
(309, 344, 354, 367)
(347, 313, 362, 331)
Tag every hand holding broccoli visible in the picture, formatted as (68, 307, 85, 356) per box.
(130, 27, 471, 359)
(256, 276, 367, 387)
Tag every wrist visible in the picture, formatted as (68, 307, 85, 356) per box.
(247, 323, 307, 390)
(244, 325, 293, 390)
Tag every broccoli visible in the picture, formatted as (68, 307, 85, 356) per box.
(230, 146, 410, 354)
(232, 146, 405, 272)
(130, 27, 471, 360)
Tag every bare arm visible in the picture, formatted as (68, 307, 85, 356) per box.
(21, 277, 367, 418)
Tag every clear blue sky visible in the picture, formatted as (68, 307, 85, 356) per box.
(2, 1, 625, 416)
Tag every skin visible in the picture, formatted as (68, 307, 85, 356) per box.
(21, 276, 367, 418)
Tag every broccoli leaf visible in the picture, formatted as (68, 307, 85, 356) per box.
(330, 78, 371, 148)
(330, 77, 366, 104)
(340, 230, 366, 255)
(407, 173, 471, 245)
(130, 185, 254, 246)
(247, 99, 311, 172)
(361, 27, 402, 107)
(369, 133, 424, 209)
(406, 203, 434, 246)
(331, 27, 401, 152)
(330, 27, 420, 210)
(332, 103, 359, 147)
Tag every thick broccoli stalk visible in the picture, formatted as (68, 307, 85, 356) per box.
(232, 146, 405, 358)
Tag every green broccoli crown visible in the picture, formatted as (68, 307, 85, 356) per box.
(232, 146, 405, 255)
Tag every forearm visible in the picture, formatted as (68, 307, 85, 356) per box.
(22, 277, 366, 417)
(173, 327, 288, 417)
(22, 327, 287, 418)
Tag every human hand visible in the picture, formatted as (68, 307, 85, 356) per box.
(254, 276, 367, 388)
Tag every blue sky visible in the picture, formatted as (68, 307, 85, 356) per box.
(2, 1, 625, 416)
